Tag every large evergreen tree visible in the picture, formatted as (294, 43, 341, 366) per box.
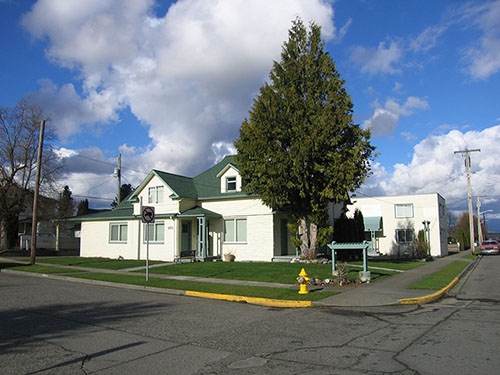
(57, 185, 74, 218)
(111, 183, 135, 208)
(235, 19, 374, 258)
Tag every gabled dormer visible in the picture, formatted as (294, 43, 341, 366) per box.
(216, 163, 242, 193)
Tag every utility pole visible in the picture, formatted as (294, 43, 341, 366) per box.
(454, 148, 480, 254)
(477, 196, 482, 245)
(30, 120, 45, 265)
(115, 153, 121, 204)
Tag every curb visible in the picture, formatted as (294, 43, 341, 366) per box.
(2, 269, 311, 308)
(399, 277, 459, 305)
(398, 255, 479, 305)
(185, 290, 312, 308)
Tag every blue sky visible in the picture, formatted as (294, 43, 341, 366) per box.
(2, 0, 500, 231)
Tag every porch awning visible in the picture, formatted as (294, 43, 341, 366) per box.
(178, 206, 222, 218)
(364, 216, 382, 232)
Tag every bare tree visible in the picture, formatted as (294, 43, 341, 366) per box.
(0, 98, 60, 250)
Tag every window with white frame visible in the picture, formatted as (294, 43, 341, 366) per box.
(395, 203, 413, 218)
(148, 186, 164, 204)
(224, 218, 247, 242)
(143, 221, 165, 243)
(396, 229, 414, 244)
(110, 223, 127, 243)
(226, 176, 237, 192)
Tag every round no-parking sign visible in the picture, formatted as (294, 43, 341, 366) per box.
(142, 206, 155, 223)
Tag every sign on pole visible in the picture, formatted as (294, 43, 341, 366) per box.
(142, 206, 155, 223)
(141, 206, 155, 281)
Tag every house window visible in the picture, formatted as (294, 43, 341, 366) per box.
(148, 186, 164, 204)
(110, 223, 127, 243)
(224, 218, 247, 242)
(396, 229, 414, 244)
(144, 221, 165, 243)
(395, 203, 413, 218)
(226, 176, 237, 192)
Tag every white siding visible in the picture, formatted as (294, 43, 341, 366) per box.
(203, 197, 275, 261)
(80, 218, 178, 262)
(347, 193, 448, 257)
(218, 166, 242, 193)
(133, 175, 181, 216)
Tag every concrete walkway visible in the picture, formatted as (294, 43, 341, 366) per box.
(314, 251, 475, 307)
(0, 251, 476, 308)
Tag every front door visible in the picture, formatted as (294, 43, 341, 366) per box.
(181, 220, 192, 251)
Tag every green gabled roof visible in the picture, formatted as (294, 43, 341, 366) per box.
(71, 155, 252, 223)
(76, 199, 134, 221)
(193, 155, 248, 199)
(153, 170, 198, 198)
(178, 206, 222, 218)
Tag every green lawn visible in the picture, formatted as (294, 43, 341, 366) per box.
(0, 256, 430, 302)
(6, 264, 336, 301)
(143, 259, 422, 284)
(69, 272, 335, 301)
(408, 260, 469, 290)
(8, 256, 424, 285)
(34, 256, 163, 270)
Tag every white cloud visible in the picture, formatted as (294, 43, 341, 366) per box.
(456, 1, 500, 79)
(350, 40, 403, 75)
(361, 125, 500, 215)
(27, 79, 122, 138)
(363, 96, 429, 136)
(409, 25, 446, 52)
(20, 0, 337, 205)
(21, 0, 336, 180)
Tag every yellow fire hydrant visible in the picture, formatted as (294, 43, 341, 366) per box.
(297, 268, 310, 294)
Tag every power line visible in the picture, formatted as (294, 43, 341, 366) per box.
(72, 194, 115, 201)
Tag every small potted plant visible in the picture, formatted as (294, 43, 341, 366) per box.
(224, 252, 235, 262)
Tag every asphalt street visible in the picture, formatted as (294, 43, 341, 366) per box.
(1, 253, 499, 374)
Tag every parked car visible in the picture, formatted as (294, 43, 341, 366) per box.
(480, 240, 500, 255)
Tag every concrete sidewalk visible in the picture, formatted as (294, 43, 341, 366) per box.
(313, 251, 475, 307)
(0, 251, 476, 308)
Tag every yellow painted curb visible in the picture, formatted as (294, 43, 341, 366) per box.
(399, 277, 459, 305)
(185, 290, 312, 308)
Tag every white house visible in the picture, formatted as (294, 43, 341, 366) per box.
(345, 193, 448, 258)
(76, 156, 296, 262)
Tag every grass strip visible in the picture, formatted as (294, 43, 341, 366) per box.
(6, 264, 336, 301)
(349, 259, 425, 271)
(6, 265, 84, 274)
(408, 260, 469, 290)
(68, 272, 337, 301)
(35, 256, 162, 270)
(145, 261, 401, 283)
(31, 257, 418, 283)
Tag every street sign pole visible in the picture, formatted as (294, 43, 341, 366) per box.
(141, 206, 155, 282)
(146, 222, 149, 281)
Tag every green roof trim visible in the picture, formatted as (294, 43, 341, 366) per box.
(364, 216, 383, 232)
(75, 200, 134, 221)
(178, 206, 222, 218)
(70, 155, 253, 222)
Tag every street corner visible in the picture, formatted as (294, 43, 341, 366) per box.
(399, 277, 459, 305)
(185, 290, 312, 308)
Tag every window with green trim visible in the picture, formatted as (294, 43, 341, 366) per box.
(224, 218, 247, 242)
(110, 223, 127, 243)
(143, 221, 165, 243)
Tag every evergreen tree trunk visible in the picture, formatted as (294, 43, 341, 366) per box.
(299, 217, 318, 259)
